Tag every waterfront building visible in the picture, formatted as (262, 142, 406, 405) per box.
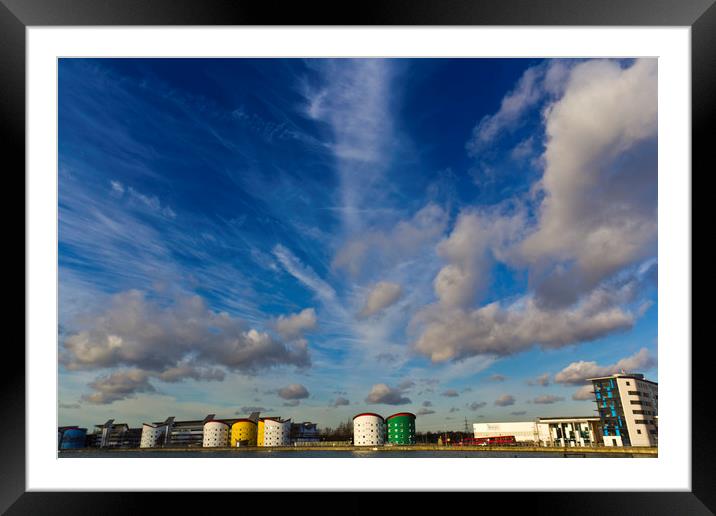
(140, 422, 168, 448)
(231, 419, 258, 447)
(473, 421, 540, 443)
(257, 418, 265, 446)
(353, 413, 386, 446)
(152, 415, 215, 447)
(58, 426, 87, 450)
(203, 420, 230, 447)
(290, 421, 320, 444)
(536, 417, 603, 447)
(588, 372, 658, 447)
(386, 412, 416, 445)
(92, 420, 141, 448)
(261, 417, 291, 447)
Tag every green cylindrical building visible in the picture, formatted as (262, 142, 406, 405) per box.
(386, 412, 416, 445)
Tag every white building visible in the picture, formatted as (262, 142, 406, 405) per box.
(353, 413, 386, 446)
(262, 417, 291, 447)
(536, 417, 602, 447)
(473, 421, 540, 443)
(203, 420, 230, 447)
(473, 418, 603, 447)
(140, 423, 167, 448)
(588, 372, 658, 447)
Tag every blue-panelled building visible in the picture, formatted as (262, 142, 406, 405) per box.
(588, 372, 658, 447)
(592, 377, 629, 445)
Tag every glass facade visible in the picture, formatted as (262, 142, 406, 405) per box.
(592, 378, 631, 445)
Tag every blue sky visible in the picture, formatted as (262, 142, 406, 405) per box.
(58, 58, 658, 431)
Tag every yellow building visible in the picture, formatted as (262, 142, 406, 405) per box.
(257, 419, 265, 447)
(230, 419, 258, 447)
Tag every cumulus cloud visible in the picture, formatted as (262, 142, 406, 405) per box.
(358, 282, 403, 318)
(468, 401, 487, 411)
(412, 284, 634, 363)
(532, 395, 565, 405)
(59, 402, 81, 409)
(417, 408, 436, 415)
(488, 374, 506, 382)
(441, 389, 459, 398)
(422, 400, 433, 407)
(528, 373, 551, 386)
(572, 385, 595, 401)
(275, 308, 318, 340)
(333, 397, 350, 407)
(449, 407, 460, 413)
(554, 347, 656, 385)
(238, 406, 268, 414)
(510, 411, 527, 416)
(398, 379, 416, 391)
(519, 59, 658, 308)
(495, 394, 516, 407)
(81, 369, 156, 404)
(156, 364, 225, 383)
(365, 383, 412, 405)
(62, 290, 311, 403)
(412, 59, 657, 366)
(278, 384, 310, 400)
(433, 208, 524, 308)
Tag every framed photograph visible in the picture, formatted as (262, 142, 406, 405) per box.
(7, 0, 709, 512)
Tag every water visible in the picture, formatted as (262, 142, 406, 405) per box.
(59, 449, 652, 458)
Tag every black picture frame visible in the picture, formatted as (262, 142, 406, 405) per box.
(5, 0, 709, 513)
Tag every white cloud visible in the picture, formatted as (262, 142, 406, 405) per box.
(433, 207, 524, 308)
(528, 373, 551, 386)
(365, 383, 412, 405)
(278, 384, 310, 400)
(554, 347, 656, 385)
(110, 180, 125, 196)
(519, 59, 658, 307)
(412, 59, 657, 367)
(62, 290, 311, 403)
(359, 282, 403, 318)
(412, 284, 634, 363)
(273, 244, 337, 302)
(276, 308, 318, 340)
(467, 64, 547, 154)
(304, 59, 396, 233)
(494, 394, 516, 407)
(82, 369, 155, 405)
(532, 394, 565, 404)
(572, 385, 595, 400)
